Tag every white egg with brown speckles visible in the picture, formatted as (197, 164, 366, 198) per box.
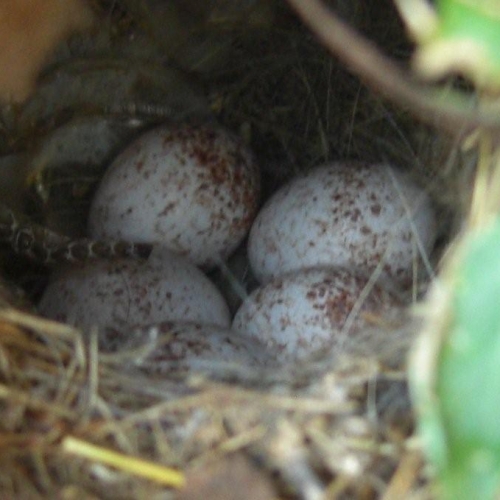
(88, 123, 260, 267)
(100, 321, 271, 371)
(248, 162, 436, 287)
(38, 248, 231, 330)
(232, 267, 401, 364)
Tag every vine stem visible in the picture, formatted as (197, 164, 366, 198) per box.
(0, 204, 152, 265)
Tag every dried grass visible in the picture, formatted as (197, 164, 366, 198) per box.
(0, 306, 430, 499)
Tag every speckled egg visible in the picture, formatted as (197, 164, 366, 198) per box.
(100, 321, 271, 372)
(88, 123, 260, 267)
(232, 267, 401, 364)
(248, 162, 436, 286)
(38, 248, 231, 330)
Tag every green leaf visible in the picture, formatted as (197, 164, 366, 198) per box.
(432, 220, 500, 499)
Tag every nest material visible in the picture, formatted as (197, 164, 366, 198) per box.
(0, 307, 429, 499)
(0, 0, 467, 498)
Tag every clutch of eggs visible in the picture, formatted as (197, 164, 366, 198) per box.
(88, 123, 260, 268)
(38, 247, 231, 330)
(248, 162, 437, 287)
(233, 267, 402, 364)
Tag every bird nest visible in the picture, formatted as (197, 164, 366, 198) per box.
(0, 0, 469, 498)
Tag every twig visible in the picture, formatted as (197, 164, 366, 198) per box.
(62, 436, 185, 488)
(0, 204, 152, 265)
(286, 0, 500, 135)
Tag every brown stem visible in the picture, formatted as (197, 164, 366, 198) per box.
(0, 204, 152, 265)
(286, 0, 500, 135)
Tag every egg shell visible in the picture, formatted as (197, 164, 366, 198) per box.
(101, 321, 270, 372)
(88, 123, 260, 267)
(248, 162, 436, 286)
(232, 267, 401, 364)
(38, 248, 231, 330)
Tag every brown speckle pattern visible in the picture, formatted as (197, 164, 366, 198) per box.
(39, 248, 231, 330)
(89, 124, 260, 267)
(248, 162, 436, 287)
(233, 267, 401, 364)
(100, 321, 270, 372)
